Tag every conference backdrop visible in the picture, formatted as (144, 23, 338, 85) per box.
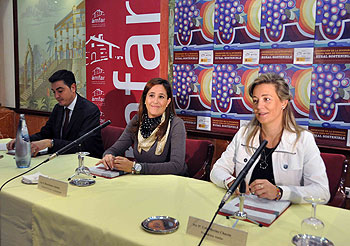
(172, 0, 350, 148)
(85, 0, 162, 127)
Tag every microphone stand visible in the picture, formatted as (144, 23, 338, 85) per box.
(230, 179, 263, 227)
(198, 140, 267, 246)
(0, 120, 111, 192)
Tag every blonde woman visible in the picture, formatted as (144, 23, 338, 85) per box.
(210, 73, 330, 203)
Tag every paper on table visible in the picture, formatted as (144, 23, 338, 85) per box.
(0, 143, 7, 151)
(89, 164, 125, 178)
(220, 194, 290, 226)
(7, 148, 48, 156)
(22, 172, 48, 184)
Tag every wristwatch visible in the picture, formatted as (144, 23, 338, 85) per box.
(50, 139, 54, 148)
(132, 162, 142, 175)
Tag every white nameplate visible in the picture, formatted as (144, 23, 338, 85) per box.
(186, 216, 247, 246)
(38, 176, 68, 197)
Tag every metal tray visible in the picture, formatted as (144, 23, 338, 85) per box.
(292, 234, 334, 246)
(141, 216, 179, 234)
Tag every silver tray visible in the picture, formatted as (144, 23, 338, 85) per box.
(141, 216, 179, 234)
(292, 234, 334, 246)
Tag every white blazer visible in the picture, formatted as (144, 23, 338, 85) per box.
(210, 126, 330, 203)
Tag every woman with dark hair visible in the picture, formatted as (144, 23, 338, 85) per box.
(210, 73, 330, 203)
(98, 78, 188, 175)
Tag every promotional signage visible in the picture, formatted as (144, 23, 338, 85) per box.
(86, 0, 161, 127)
(172, 0, 350, 147)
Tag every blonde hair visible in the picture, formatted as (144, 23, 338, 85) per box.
(245, 73, 304, 150)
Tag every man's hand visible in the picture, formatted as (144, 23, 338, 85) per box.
(6, 139, 16, 150)
(31, 139, 52, 157)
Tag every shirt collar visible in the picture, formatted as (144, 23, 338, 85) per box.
(65, 94, 77, 111)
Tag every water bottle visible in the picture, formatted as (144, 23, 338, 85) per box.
(15, 114, 31, 168)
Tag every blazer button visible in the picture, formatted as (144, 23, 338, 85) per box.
(244, 158, 248, 162)
(283, 164, 288, 169)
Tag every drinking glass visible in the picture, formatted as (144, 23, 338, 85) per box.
(301, 196, 326, 237)
(68, 152, 96, 186)
(291, 196, 334, 246)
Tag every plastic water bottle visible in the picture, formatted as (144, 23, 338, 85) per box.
(15, 114, 31, 168)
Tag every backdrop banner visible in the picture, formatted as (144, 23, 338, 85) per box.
(86, 0, 161, 127)
(171, 0, 350, 148)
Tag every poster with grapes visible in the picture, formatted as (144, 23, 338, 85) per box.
(173, 64, 213, 124)
(174, 0, 215, 51)
(260, 0, 316, 49)
(314, 0, 350, 48)
(210, 64, 259, 133)
(308, 64, 350, 147)
(171, 0, 350, 148)
(214, 0, 261, 50)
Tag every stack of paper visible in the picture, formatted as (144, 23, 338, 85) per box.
(89, 164, 125, 178)
(220, 194, 290, 226)
(22, 172, 48, 184)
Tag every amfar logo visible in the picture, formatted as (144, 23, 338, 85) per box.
(92, 88, 105, 105)
(92, 67, 105, 81)
(91, 9, 105, 27)
(86, 34, 123, 65)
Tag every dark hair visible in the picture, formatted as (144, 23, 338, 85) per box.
(133, 78, 176, 139)
(48, 70, 76, 88)
(245, 73, 304, 151)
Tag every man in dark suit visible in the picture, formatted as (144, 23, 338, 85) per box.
(7, 70, 104, 158)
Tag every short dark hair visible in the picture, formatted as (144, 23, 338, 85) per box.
(48, 70, 76, 87)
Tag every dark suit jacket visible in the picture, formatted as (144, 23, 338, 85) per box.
(30, 94, 104, 158)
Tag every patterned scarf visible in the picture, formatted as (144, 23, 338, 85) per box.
(137, 112, 172, 155)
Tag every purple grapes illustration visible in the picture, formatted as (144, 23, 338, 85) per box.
(311, 64, 350, 121)
(316, 0, 349, 40)
(173, 64, 198, 109)
(214, 0, 244, 44)
(174, 0, 200, 46)
(212, 64, 241, 113)
(260, 64, 291, 84)
(261, 0, 296, 42)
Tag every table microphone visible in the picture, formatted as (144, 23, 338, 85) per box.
(198, 139, 268, 246)
(48, 120, 111, 161)
(0, 120, 111, 191)
(219, 140, 268, 208)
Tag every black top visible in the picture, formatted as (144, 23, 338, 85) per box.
(249, 146, 276, 185)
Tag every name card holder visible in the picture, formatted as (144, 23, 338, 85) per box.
(186, 216, 247, 246)
(38, 176, 68, 197)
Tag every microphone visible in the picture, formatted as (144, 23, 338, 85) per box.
(239, 178, 246, 194)
(219, 140, 268, 208)
(198, 140, 268, 246)
(48, 120, 111, 161)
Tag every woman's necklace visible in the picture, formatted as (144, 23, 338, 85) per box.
(259, 147, 276, 169)
(259, 129, 281, 169)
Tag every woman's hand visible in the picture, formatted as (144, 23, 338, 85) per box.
(228, 180, 251, 196)
(249, 179, 278, 200)
(96, 154, 115, 170)
(113, 156, 134, 173)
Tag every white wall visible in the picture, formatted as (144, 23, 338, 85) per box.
(0, 0, 15, 107)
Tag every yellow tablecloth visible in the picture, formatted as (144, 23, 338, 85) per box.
(0, 139, 349, 246)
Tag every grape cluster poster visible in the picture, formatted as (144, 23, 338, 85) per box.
(172, 0, 350, 148)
